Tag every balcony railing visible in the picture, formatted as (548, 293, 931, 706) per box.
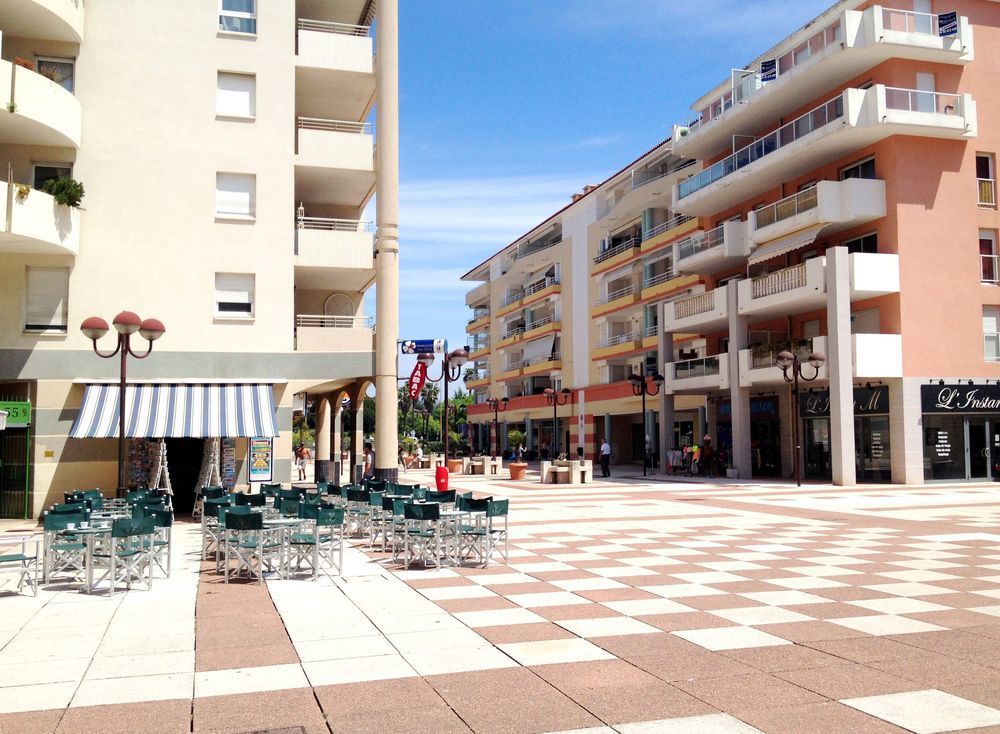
(525, 352, 560, 367)
(979, 178, 996, 208)
(469, 338, 490, 351)
(467, 370, 490, 381)
(751, 263, 808, 299)
(525, 315, 555, 332)
(643, 213, 694, 241)
(297, 18, 370, 37)
(296, 315, 373, 328)
(677, 224, 725, 260)
(468, 309, 490, 324)
(754, 187, 819, 230)
(882, 7, 942, 35)
(501, 326, 524, 341)
(594, 237, 640, 264)
(297, 117, 371, 135)
(643, 270, 676, 290)
(597, 283, 634, 305)
(501, 292, 524, 307)
(631, 159, 698, 189)
(982, 255, 999, 284)
(524, 276, 559, 297)
(644, 324, 660, 338)
(884, 87, 963, 116)
(678, 95, 844, 199)
(674, 356, 721, 379)
(749, 340, 813, 369)
(298, 217, 373, 233)
(674, 292, 715, 320)
(598, 332, 636, 349)
(503, 360, 524, 372)
(519, 237, 562, 258)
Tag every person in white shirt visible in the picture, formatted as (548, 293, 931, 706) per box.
(600, 439, 611, 477)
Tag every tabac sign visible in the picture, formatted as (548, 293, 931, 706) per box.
(921, 384, 1000, 413)
(799, 386, 888, 418)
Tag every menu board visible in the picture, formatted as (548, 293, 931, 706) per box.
(871, 430, 885, 460)
(248, 437, 272, 483)
(934, 430, 952, 459)
(221, 438, 238, 490)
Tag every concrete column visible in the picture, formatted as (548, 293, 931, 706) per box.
(374, 0, 400, 482)
(314, 398, 330, 483)
(604, 414, 612, 460)
(332, 407, 343, 484)
(890, 377, 924, 484)
(696, 407, 707, 445)
(826, 246, 856, 486)
(659, 325, 675, 471)
(642, 208, 654, 238)
(727, 281, 752, 479)
(352, 408, 365, 484)
(524, 417, 533, 450)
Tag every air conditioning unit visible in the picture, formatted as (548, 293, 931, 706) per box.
(673, 124, 691, 140)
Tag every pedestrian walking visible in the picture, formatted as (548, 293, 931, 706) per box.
(600, 438, 611, 478)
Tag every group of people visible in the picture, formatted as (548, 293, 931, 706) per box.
(293, 442, 377, 482)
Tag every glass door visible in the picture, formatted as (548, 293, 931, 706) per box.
(968, 418, 990, 480)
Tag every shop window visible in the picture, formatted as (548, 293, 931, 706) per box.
(24, 266, 69, 333)
(981, 229, 998, 284)
(844, 232, 877, 254)
(840, 157, 876, 180)
(215, 272, 255, 319)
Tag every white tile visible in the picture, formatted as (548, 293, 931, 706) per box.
(453, 607, 546, 628)
(847, 598, 950, 615)
(0, 681, 77, 714)
(601, 599, 695, 616)
(419, 584, 497, 600)
(710, 606, 813, 626)
(505, 591, 589, 608)
(588, 566, 659, 578)
(614, 713, 764, 734)
(464, 572, 538, 586)
(548, 552, 604, 562)
(828, 615, 947, 636)
(498, 638, 615, 666)
(862, 582, 954, 597)
(552, 577, 627, 592)
(387, 627, 490, 654)
(294, 635, 397, 662)
(95, 631, 194, 657)
(765, 576, 848, 590)
(641, 584, 726, 599)
(877, 570, 960, 582)
(303, 654, 416, 686)
(784, 565, 860, 578)
(556, 617, 660, 638)
(970, 605, 1000, 618)
(737, 590, 830, 606)
(392, 568, 459, 581)
(841, 689, 1000, 734)
(194, 663, 307, 698)
(403, 646, 518, 676)
(696, 561, 767, 572)
(73, 672, 194, 707)
(509, 561, 576, 573)
(672, 626, 791, 651)
(671, 571, 747, 584)
(372, 612, 465, 635)
(85, 650, 194, 680)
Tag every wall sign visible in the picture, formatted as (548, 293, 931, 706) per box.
(938, 12, 958, 36)
(760, 59, 777, 82)
(400, 339, 446, 355)
(248, 437, 272, 483)
(718, 397, 778, 420)
(221, 438, 237, 490)
(0, 400, 31, 428)
(921, 384, 1000, 414)
(799, 385, 888, 418)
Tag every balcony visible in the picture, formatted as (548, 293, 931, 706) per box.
(466, 310, 491, 334)
(737, 253, 900, 319)
(523, 353, 562, 376)
(465, 370, 491, 389)
(594, 332, 640, 360)
(674, 5, 973, 160)
(663, 288, 729, 333)
(665, 354, 730, 395)
(674, 86, 976, 216)
(294, 315, 373, 353)
(641, 214, 699, 254)
(468, 341, 491, 360)
(594, 237, 641, 270)
(294, 218, 374, 290)
(497, 327, 524, 349)
(751, 179, 886, 247)
(295, 19, 374, 121)
(982, 254, 999, 285)
(465, 280, 490, 308)
(497, 363, 523, 382)
(0, 182, 80, 256)
(523, 315, 559, 340)
(0, 60, 81, 148)
(739, 337, 829, 386)
(522, 276, 561, 306)
(593, 283, 639, 317)
(676, 220, 750, 274)
(0, 1, 84, 43)
(295, 118, 375, 209)
(496, 291, 524, 317)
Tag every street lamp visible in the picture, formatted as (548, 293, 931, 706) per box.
(629, 372, 665, 477)
(776, 349, 826, 486)
(419, 347, 469, 458)
(485, 397, 509, 458)
(543, 387, 571, 457)
(80, 311, 165, 496)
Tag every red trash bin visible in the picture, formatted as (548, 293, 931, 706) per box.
(435, 465, 449, 492)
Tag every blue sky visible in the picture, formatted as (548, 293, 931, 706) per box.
(375, 0, 833, 382)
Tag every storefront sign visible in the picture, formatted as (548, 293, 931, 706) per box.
(407, 361, 427, 400)
(921, 384, 1000, 414)
(938, 11, 958, 36)
(400, 339, 446, 355)
(0, 400, 30, 428)
(248, 437, 272, 483)
(718, 397, 778, 419)
(760, 59, 777, 82)
(221, 438, 237, 490)
(799, 385, 888, 418)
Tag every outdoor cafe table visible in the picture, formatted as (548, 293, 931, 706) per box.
(262, 516, 310, 578)
(56, 525, 112, 594)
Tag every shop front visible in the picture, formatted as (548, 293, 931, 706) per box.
(922, 384, 1000, 482)
(800, 385, 891, 482)
(717, 396, 781, 478)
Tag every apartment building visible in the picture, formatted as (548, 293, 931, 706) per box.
(0, 0, 397, 517)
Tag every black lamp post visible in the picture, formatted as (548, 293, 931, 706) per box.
(543, 387, 571, 457)
(629, 372, 665, 477)
(80, 311, 165, 496)
(419, 347, 469, 458)
(776, 349, 826, 486)
(485, 397, 509, 458)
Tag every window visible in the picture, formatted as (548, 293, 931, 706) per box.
(844, 232, 878, 254)
(215, 273, 254, 318)
(981, 230, 998, 284)
(851, 307, 880, 334)
(803, 319, 821, 339)
(36, 57, 74, 93)
(977, 154, 996, 208)
(24, 267, 69, 333)
(215, 172, 255, 219)
(840, 157, 876, 180)
(984, 306, 1000, 362)
(219, 0, 256, 34)
(33, 163, 72, 190)
(216, 72, 255, 118)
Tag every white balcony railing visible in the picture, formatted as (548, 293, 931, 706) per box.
(594, 237, 641, 264)
(979, 179, 996, 207)
(297, 19, 370, 37)
(524, 276, 559, 297)
(298, 117, 371, 134)
(643, 213, 694, 241)
(525, 352, 560, 367)
(643, 270, 676, 290)
(598, 332, 636, 349)
(525, 315, 555, 332)
(501, 292, 524, 307)
(982, 255, 999, 284)
(503, 360, 524, 372)
(294, 217, 374, 270)
(754, 187, 819, 230)
(296, 117, 374, 171)
(294, 314, 374, 352)
(468, 309, 490, 324)
(751, 263, 808, 299)
(644, 324, 660, 338)
(674, 292, 715, 320)
(296, 18, 373, 75)
(882, 7, 941, 34)
(884, 87, 963, 115)
(597, 283, 634, 306)
(296, 314, 373, 328)
(677, 224, 725, 260)
(500, 326, 524, 341)
(298, 216, 373, 233)
(678, 95, 844, 199)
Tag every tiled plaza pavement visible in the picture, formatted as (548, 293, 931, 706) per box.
(3, 472, 1000, 733)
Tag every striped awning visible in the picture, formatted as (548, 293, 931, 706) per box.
(69, 383, 278, 439)
(747, 224, 826, 265)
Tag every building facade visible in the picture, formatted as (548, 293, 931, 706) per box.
(0, 0, 396, 517)
(467, 0, 1000, 485)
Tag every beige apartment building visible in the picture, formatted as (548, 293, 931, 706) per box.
(0, 0, 399, 517)
(469, 0, 1000, 485)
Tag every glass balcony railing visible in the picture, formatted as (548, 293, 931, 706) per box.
(754, 186, 819, 230)
(677, 224, 725, 260)
(673, 356, 721, 380)
(678, 95, 844, 199)
(884, 87, 963, 115)
(643, 213, 694, 241)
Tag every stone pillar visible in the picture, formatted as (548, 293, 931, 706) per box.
(374, 0, 400, 482)
(659, 324, 675, 472)
(352, 407, 365, 484)
(332, 405, 343, 484)
(890, 378, 924, 484)
(727, 281, 752, 479)
(604, 414, 612, 461)
(315, 398, 330, 483)
(696, 407, 707, 445)
(826, 246, 856, 486)
(524, 417, 533, 450)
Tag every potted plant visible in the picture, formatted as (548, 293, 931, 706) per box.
(14, 184, 30, 203)
(507, 428, 527, 480)
(41, 177, 84, 208)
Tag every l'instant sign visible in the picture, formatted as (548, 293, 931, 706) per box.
(921, 384, 1000, 413)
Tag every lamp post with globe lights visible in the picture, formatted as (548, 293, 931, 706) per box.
(80, 312, 165, 496)
(543, 387, 572, 457)
(775, 349, 826, 487)
(629, 372, 665, 476)
(418, 347, 469, 459)
(485, 397, 509, 458)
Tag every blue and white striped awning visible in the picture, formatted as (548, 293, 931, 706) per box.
(69, 383, 278, 438)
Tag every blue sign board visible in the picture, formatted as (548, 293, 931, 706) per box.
(760, 59, 777, 82)
(938, 12, 958, 36)
(400, 339, 446, 355)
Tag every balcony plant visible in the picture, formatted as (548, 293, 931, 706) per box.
(41, 177, 84, 208)
(14, 57, 33, 71)
(14, 184, 30, 203)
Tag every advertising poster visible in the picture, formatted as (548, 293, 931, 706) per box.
(249, 437, 273, 483)
(221, 438, 237, 490)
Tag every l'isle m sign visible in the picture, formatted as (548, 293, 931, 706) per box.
(799, 386, 888, 418)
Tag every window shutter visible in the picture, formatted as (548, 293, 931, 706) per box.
(215, 273, 254, 315)
(215, 173, 255, 217)
(216, 72, 255, 117)
(25, 267, 69, 332)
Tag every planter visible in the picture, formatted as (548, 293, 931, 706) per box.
(726, 467, 739, 479)
(447, 459, 464, 474)
(509, 462, 528, 481)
